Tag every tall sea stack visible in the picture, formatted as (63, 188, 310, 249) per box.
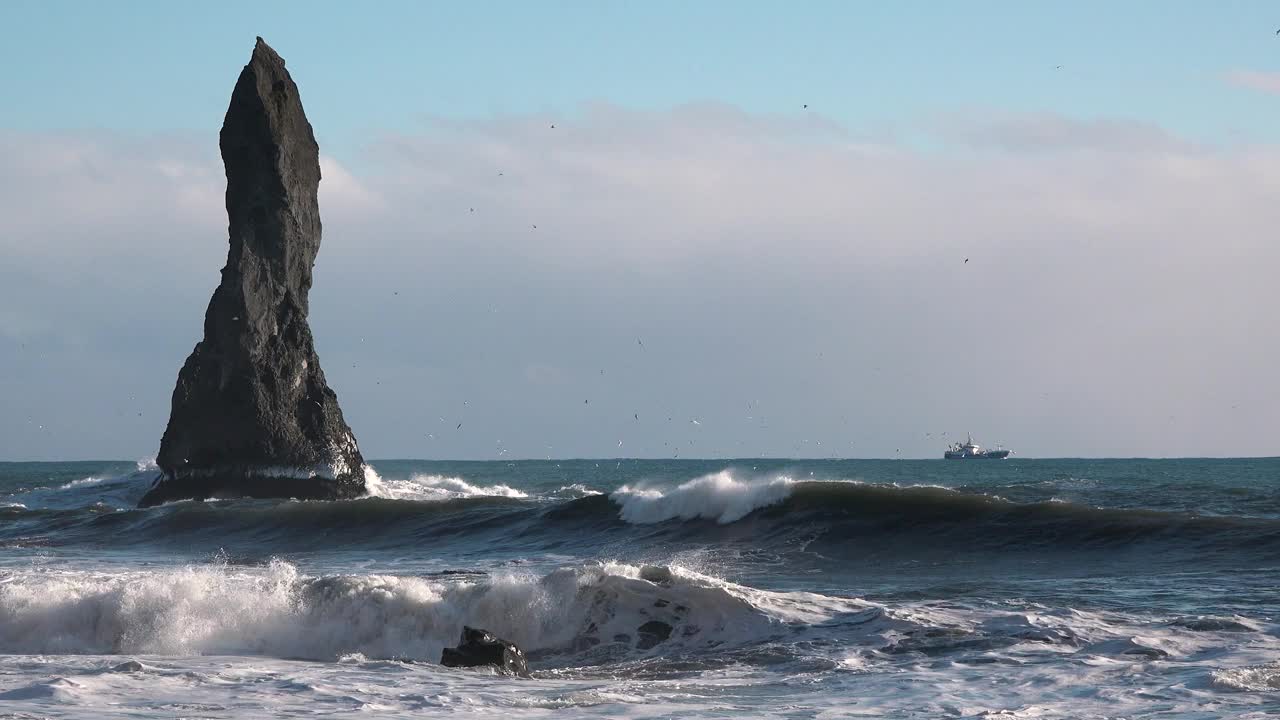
(140, 38, 365, 507)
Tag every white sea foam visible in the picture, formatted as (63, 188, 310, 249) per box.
(58, 477, 106, 490)
(363, 468, 528, 502)
(0, 675, 90, 702)
(553, 484, 603, 498)
(611, 470, 795, 524)
(1212, 663, 1280, 691)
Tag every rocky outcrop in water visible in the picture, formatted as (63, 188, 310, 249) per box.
(440, 627, 530, 677)
(140, 38, 365, 507)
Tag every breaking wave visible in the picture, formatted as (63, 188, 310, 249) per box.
(0, 561, 876, 664)
(1, 556, 1258, 692)
(611, 471, 795, 524)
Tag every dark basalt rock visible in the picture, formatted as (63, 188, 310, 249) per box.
(635, 620, 673, 650)
(440, 626, 530, 677)
(139, 38, 364, 507)
(639, 565, 673, 584)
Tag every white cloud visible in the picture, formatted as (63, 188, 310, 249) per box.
(1, 107, 1278, 460)
(1224, 70, 1280, 96)
(936, 111, 1194, 154)
(319, 154, 385, 216)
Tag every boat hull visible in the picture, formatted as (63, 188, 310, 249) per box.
(944, 450, 1010, 459)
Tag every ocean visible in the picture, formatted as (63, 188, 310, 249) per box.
(0, 457, 1277, 718)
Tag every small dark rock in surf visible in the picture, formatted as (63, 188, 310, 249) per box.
(636, 620, 673, 650)
(639, 565, 674, 584)
(440, 626, 529, 677)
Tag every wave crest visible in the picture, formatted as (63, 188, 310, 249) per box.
(611, 471, 795, 524)
(363, 469, 527, 502)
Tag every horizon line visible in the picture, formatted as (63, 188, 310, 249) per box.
(2, 455, 1278, 464)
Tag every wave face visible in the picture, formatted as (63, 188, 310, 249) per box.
(2, 460, 1280, 572)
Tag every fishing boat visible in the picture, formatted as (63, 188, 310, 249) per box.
(944, 433, 1010, 459)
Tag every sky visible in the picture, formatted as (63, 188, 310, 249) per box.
(2, 1, 1279, 460)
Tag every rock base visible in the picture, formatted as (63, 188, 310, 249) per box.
(139, 469, 364, 507)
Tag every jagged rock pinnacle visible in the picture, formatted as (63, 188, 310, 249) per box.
(140, 38, 365, 507)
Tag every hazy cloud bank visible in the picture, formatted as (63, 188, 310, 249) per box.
(2, 105, 1277, 460)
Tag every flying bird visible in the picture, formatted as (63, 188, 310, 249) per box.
(803, 104, 808, 109)
(964, 258, 969, 263)
(457, 423, 462, 429)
